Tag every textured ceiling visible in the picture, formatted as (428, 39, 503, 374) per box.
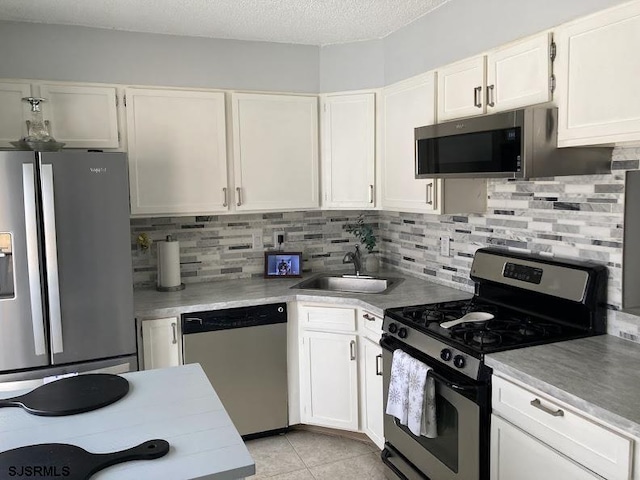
(0, 0, 452, 46)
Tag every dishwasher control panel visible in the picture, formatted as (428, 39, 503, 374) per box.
(181, 303, 287, 334)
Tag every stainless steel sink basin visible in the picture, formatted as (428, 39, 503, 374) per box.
(292, 274, 404, 294)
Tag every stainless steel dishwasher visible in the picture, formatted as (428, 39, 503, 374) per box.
(181, 303, 288, 438)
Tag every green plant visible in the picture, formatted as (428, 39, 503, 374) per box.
(344, 214, 377, 253)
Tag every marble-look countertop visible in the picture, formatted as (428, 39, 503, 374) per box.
(134, 270, 472, 320)
(486, 335, 640, 438)
(0, 364, 254, 480)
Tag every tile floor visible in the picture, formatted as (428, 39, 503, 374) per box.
(245, 429, 386, 479)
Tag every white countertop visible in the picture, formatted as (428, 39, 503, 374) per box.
(0, 364, 255, 480)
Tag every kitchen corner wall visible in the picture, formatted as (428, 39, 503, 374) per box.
(131, 146, 640, 342)
(376, 146, 640, 342)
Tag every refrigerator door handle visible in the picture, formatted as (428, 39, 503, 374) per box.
(41, 164, 64, 354)
(22, 164, 46, 356)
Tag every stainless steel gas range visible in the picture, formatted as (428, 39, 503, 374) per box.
(380, 248, 607, 480)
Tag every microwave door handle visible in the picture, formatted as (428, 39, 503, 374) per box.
(41, 164, 64, 355)
(22, 164, 46, 356)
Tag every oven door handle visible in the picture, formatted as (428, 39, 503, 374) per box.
(380, 335, 481, 393)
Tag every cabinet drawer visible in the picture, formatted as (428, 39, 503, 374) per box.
(360, 309, 382, 340)
(299, 305, 357, 333)
(492, 375, 632, 480)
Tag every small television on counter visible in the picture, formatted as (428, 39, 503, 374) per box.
(264, 252, 302, 278)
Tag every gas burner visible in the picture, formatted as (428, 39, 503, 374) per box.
(468, 330, 502, 347)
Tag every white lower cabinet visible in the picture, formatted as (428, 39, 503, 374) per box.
(491, 415, 601, 480)
(297, 303, 385, 446)
(360, 337, 384, 449)
(300, 329, 359, 430)
(491, 374, 633, 480)
(140, 317, 182, 370)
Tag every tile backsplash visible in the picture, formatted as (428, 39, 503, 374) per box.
(131, 146, 640, 341)
(130, 211, 374, 286)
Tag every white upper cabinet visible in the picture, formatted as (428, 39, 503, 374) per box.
(381, 73, 486, 215)
(381, 72, 440, 213)
(440, 33, 552, 120)
(0, 81, 31, 148)
(437, 56, 486, 121)
(486, 33, 552, 113)
(231, 93, 319, 211)
(556, 1, 640, 146)
(321, 92, 376, 209)
(126, 88, 228, 216)
(39, 84, 120, 149)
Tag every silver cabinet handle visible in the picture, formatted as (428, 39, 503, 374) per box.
(41, 163, 64, 354)
(369, 184, 374, 204)
(376, 354, 383, 376)
(222, 187, 228, 207)
(363, 313, 376, 322)
(487, 84, 495, 107)
(350, 340, 356, 361)
(530, 398, 564, 417)
(473, 86, 483, 108)
(236, 187, 242, 207)
(22, 164, 46, 356)
(426, 182, 434, 205)
(171, 322, 178, 344)
(185, 317, 203, 325)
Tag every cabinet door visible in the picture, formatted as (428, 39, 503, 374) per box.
(231, 93, 319, 211)
(360, 337, 384, 449)
(126, 88, 228, 216)
(486, 33, 552, 113)
(0, 82, 32, 147)
(381, 73, 441, 214)
(556, 1, 640, 146)
(300, 330, 358, 431)
(40, 84, 120, 149)
(141, 318, 181, 370)
(491, 415, 601, 480)
(437, 56, 486, 121)
(321, 93, 375, 209)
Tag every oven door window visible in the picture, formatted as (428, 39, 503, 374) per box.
(393, 386, 459, 472)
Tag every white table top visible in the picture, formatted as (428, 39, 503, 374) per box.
(0, 364, 255, 480)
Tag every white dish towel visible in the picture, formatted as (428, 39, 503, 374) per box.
(386, 349, 438, 438)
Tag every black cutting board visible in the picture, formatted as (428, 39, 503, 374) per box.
(0, 374, 129, 416)
(0, 439, 169, 480)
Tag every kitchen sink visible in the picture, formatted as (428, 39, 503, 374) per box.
(291, 273, 403, 294)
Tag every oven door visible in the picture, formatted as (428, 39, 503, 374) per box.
(380, 335, 487, 480)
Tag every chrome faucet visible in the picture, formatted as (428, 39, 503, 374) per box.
(343, 245, 363, 276)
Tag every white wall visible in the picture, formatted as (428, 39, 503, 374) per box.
(319, 0, 630, 91)
(0, 21, 320, 92)
(0, 0, 631, 93)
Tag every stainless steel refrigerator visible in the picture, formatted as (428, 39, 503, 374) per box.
(0, 151, 137, 391)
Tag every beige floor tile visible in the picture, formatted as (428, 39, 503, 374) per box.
(245, 434, 306, 479)
(286, 430, 373, 468)
(309, 452, 386, 480)
(268, 468, 316, 480)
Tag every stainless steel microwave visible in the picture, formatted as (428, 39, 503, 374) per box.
(414, 105, 611, 179)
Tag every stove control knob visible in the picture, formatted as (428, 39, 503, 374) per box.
(388, 323, 398, 334)
(398, 327, 408, 339)
(453, 355, 466, 369)
(440, 349, 452, 361)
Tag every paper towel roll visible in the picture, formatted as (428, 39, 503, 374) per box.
(157, 236, 182, 290)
